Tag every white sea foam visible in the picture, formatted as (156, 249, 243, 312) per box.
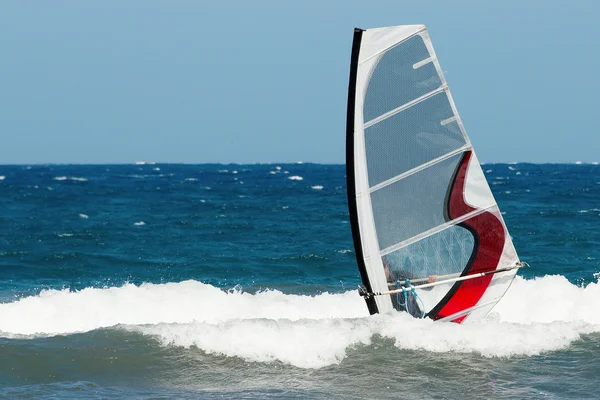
(288, 176, 303, 181)
(134, 221, 146, 226)
(78, 214, 89, 219)
(184, 178, 197, 182)
(311, 185, 323, 190)
(53, 176, 87, 182)
(578, 209, 600, 213)
(1, 276, 599, 368)
(57, 233, 73, 237)
(0, 176, 5, 181)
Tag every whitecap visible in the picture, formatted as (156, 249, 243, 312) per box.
(53, 176, 87, 182)
(578, 209, 600, 213)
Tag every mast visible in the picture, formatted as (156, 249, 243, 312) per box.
(346, 28, 377, 314)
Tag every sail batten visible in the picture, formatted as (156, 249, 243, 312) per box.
(346, 25, 520, 322)
(369, 144, 472, 193)
(363, 84, 449, 128)
(379, 205, 494, 257)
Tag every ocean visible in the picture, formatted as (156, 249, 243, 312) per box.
(0, 162, 599, 399)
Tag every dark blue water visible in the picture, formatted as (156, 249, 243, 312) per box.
(1, 163, 599, 399)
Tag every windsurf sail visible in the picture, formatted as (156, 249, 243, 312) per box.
(346, 25, 521, 323)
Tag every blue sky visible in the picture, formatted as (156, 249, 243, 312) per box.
(1, 1, 598, 164)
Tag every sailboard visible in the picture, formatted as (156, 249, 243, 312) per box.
(346, 25, 522, 323)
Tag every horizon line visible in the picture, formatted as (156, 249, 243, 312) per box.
(1, 161, 599, 167)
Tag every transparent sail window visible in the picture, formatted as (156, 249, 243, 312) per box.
(370, 153, 463, 250)
(382, 224, 474, 314)
(364, 91, 466, 187)
(363, 34, 442, 122)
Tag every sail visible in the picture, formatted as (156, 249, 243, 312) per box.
(346, 25, 520, 323)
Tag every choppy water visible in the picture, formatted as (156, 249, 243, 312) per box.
(0, 163, 599, 399)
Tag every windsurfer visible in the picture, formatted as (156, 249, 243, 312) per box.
(383, 257, 437, 318)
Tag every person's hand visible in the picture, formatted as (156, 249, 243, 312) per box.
(428, 275, 437, 283)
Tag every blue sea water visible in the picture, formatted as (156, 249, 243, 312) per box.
(0, 163, 599, 399)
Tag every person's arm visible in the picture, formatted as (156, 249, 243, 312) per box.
(388, 270, 437, 290)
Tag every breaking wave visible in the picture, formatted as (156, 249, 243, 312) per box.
(1, 275, 599, 368)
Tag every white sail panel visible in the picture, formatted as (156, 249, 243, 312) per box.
(464, 153, 496, 209)
(358, 25, 425, 64)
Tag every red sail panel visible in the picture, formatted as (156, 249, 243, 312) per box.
(429, 151, 506, 322)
